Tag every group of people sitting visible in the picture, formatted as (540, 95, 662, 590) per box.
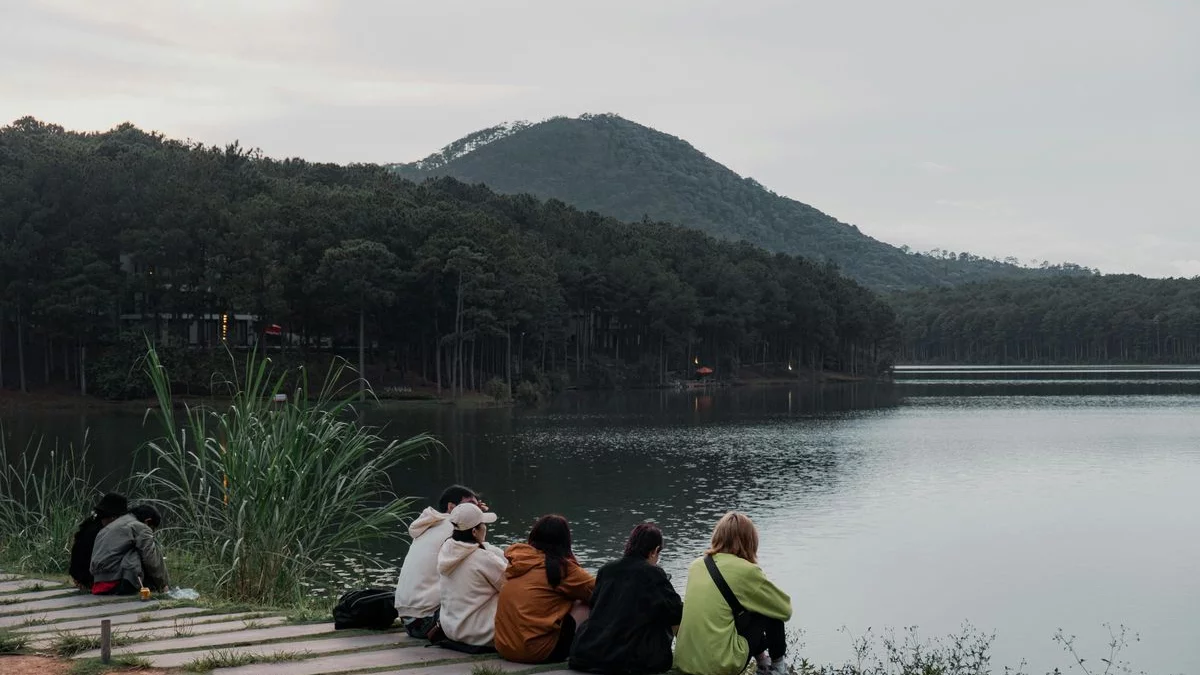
(67, 492, 170, 596)
(393, 485, 792, 675)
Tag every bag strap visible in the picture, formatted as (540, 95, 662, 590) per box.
(703, 554, 746, 617)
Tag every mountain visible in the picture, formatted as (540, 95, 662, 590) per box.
(391, 114, 1092, 291)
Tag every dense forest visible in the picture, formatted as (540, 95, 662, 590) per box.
(0, 117, 897, 400)
(892, 276, 1200, 363)
(392, 114, 1095, 290)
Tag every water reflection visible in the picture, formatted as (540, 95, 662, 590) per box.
(368, 383, 901, 574)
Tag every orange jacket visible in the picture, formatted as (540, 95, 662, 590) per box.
(494, 542, 595, 662)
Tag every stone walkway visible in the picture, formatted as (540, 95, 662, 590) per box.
(0, 573, 569, 674)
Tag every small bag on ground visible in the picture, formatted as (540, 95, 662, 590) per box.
(332, 588, 399, 630)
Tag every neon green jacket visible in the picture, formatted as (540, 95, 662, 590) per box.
(674, 553, 793, 675)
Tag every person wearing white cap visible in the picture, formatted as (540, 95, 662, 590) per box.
(436, 502, 507, 648)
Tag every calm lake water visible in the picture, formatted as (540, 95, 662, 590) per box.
(4, 369, 1200, 673)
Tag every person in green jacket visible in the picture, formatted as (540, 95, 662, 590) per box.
(674, 512, 792, 675)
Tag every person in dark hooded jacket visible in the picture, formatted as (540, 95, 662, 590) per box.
(569, 523, 683, 675)
(90, 503, 169, 595)
(68, 493, 128, 590)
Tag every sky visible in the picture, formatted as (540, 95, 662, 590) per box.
(2, 0, 1197, 277)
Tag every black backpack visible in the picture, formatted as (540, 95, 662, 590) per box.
(332, 588, 398, 630)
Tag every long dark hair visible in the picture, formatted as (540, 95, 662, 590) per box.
(528, 514, 575, 587)
(451, 528, 484, 548)
(624, 523, 663, 559)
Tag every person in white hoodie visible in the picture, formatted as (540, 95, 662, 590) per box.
(394, 485, 483, 638)
(437, 502, 506, 648)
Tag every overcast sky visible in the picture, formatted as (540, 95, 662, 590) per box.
(3, 0, 1197, 277)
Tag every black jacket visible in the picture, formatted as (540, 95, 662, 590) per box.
(69, 517, 103, 589)
(569, 555, 684, 675)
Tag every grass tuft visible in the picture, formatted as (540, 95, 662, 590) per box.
(0, 628, 30, 654)
(471, 666, 508, 675)
(132, 344, 434, 607)
(182, 648, 309, 672)
(0, 430, 101, 574)
(69, 655, 153, 675)
(50, 630, 142, 657)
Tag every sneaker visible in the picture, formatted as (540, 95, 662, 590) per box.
(768, 660, 792, 675)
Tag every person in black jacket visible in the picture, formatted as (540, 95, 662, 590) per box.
(569, 523, 683, 675)
(68, 493, 128, 590)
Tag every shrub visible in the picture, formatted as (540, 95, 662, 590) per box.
(483, 377, 510, 403)
(133, 345, 439, 605)
(514, 380, 541, 406)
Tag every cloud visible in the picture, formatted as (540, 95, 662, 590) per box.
(1169, 260, 1200, 279)
(917, 161, 955, 174)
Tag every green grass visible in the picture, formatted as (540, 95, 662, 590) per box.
(0, 628, 30, 653)
(50, 630, 144, 657)
(471, 665, 508, 675)
(132, 345, 436, 607)
(181, 648, 310, 672)
(0, 430, 101, 574)
(69, 655, 153, 675)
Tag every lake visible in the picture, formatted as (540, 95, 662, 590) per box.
(4, 369, 1199, 673)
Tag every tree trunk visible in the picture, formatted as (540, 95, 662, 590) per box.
(470, 338, 477, 392)
(435, 338, 442, 395)
(17, 309, 28, 393)
(79, 344, 87, 397)
(454, 274, 464, 399)
(506, 328, 512, 389)
(0, 306, 5, 390)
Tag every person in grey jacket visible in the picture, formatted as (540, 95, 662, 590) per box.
(90, 504, 170, 595)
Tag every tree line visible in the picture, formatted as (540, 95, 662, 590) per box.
(0, 118, 897, 399)
(892, 275, 1200, 364)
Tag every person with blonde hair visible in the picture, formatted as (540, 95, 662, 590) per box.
(674, 512, 792, 675)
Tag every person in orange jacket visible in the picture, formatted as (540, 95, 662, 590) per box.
(494, 514, 595, 663)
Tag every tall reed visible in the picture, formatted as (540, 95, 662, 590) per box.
(134, 345, 438, 605)
(0, 431, 99, 573)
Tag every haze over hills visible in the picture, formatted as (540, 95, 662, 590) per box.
(390, 114, 1093, 291)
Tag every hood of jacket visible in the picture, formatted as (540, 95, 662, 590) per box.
(503, 542, 548, 580)
(408, 507, 449, 539)
(437, 538, 483, 576)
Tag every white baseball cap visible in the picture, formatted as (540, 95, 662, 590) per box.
(449, 502, 497, 531)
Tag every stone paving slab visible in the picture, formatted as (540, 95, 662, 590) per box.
(0, 600, 159, 628)
(0, 579, 65, 593)
(30, 616, 289, 650)
(0, 591, 113, 615)
(210, 643, 474, 675)
(157, 632, 421, 670)
(367, 659, 561, 675)
(0, 587, 81, 603)
(79, 621, 339, 658)
(12, 606, 210, 633)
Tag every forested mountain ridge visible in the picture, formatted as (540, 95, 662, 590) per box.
(0, 117, 896, 399)
(390, 114, 1094, 290)
(892, 275, 1200, 364)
